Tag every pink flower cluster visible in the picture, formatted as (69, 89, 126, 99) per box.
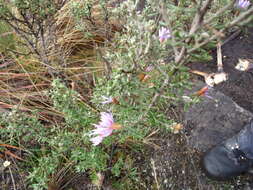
(235, 0, 251, 9)
(90, 112, 121, 146)
(158, 27, 171, 43)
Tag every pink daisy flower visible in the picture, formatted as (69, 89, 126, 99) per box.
(90, 112, 121, 146)
(159, 27, 171, 43)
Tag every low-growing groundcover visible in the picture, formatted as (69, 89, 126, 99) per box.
(0, 0, 253, 189)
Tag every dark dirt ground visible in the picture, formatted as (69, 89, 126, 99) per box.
(1, 28, 253, 190)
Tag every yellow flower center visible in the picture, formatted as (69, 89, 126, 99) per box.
(111, 123, 122, 130)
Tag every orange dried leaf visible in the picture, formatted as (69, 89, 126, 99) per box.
(0, 143, 24, 150)
(195, 86, 208, 96)
(138, 73, 146, 81)
(138, 73, 151, 83)
(112, 97, 119, 105)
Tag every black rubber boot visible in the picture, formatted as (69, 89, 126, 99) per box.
(203, 120, 253, 180)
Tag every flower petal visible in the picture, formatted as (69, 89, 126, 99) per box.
(91, 127, 113, 137)
(90, 136, 104, 146)
(100, 112, 114, 127)
(101, 96, 113, 104)
(235, 0, 250, 9)
(90, 112, 116, 145)
(158, 27, 171, 42)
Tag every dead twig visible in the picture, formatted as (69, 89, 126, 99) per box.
(205, 24, 225, 39)
(142, 129, 161, 150)
(10, 156, 27, 190)
(190, 69, 227, 87)
(217, 42, 223, 72)
(9, 167, 17, 190)
(0, 144, 24, 151)
(4, 150, 24, 161)
(221, 28, 241, 46)
(151, 158, 160, 190)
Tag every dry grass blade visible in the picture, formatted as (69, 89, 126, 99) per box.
(0, 144, 24, 151)
(48, 162, 79, 190)
(0, 144, 26, 162)
(4, 150, 24, 161)
(0, 101, 30, 111)
(9, 167, 17, 190)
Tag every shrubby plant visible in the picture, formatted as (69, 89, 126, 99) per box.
(0, 0, 67, 64)
(0, 0, 252, 189)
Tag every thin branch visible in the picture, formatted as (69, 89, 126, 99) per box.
(203, 0, 236, 26)
(221, 29, 241, 46)
(188, 0, 213, 36)
(228, 6, 253, 27)
(188, 33, 217, 53)
(6, 21, 41, 58)
(175, 0, 213, 64)
(175, 47, 186, 64)
(142, 76, 169, 118)
(189, 6, 253, 53)
(97, 48, 112, 79)
(160, 2, 179, 57)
